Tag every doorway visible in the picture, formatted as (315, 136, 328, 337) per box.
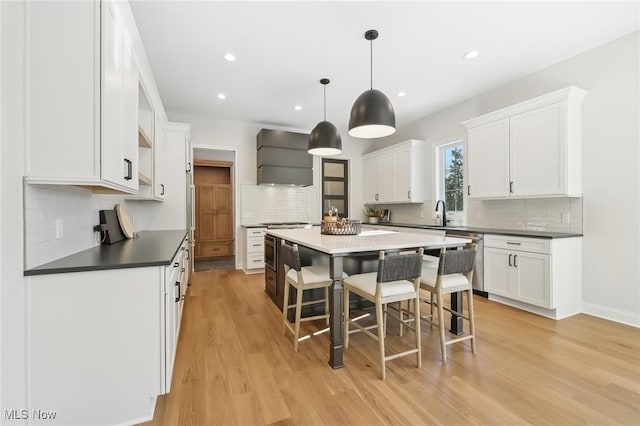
(193, 159, 234, 271)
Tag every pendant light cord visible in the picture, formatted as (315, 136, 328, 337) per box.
(323, 84, 327, 121)
(370, 38, 373, 90)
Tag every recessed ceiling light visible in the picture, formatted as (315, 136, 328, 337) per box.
(224, 53, 236, 62)
(217, 93, 226, 100)
(463, 50, 479, 59)
(397, 91, 406, 97)
(294, 105, 302, 111)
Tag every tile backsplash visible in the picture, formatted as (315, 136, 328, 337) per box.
(240, 185, 319, 225)
(24, 184, 127, 269)
(467, 197, 583, 233)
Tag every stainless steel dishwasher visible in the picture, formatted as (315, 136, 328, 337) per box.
(445, 230, 486, 296)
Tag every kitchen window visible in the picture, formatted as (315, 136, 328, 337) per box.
(437, 141, 464, 215)
(321, 158, 349, 217)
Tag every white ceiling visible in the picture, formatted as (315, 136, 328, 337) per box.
(130, 1, 639, 135)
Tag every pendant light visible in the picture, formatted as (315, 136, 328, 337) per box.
(348, 29, 396, 139)
(308, 78, 342, 156)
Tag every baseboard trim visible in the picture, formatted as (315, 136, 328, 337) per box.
(582, 302, 640, 328)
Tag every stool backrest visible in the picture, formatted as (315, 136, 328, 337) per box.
(437, 244, 477, 276)
(280, 241, 301, 271)
(377, 248, 424, 283)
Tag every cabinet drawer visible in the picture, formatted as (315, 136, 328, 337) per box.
(247, 253, 264, 269)
(485, 234, 550, 254)
(247, 227, 266, 238)
(265, 267, 276, 296)
(196, 241, 233, 258)
(247, 237, 264, 253)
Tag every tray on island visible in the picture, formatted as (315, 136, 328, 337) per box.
(321, 219, 362, 235)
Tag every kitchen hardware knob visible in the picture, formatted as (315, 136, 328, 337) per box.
(508, 254, 513, 266)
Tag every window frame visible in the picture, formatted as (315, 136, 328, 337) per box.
(321, 158, 349, 218)
(435, 140, 465, 218)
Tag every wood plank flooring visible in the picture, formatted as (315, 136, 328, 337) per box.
(141, 269, 640, 426)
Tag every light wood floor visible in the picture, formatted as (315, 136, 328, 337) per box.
(141, 269, 640, 426)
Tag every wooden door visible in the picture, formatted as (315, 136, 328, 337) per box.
(194, 162, 233, 259)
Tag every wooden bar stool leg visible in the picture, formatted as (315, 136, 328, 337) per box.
(324, 286, 330, 325)
(282, 279, 290, 336)
(293, 287, 303, 353)
(343, 288, 350, 349)
(437, 289, 447, 363)
(414, 295, 422, 368)
(467, 288, 477, 353)
(376, 299, 386, 380)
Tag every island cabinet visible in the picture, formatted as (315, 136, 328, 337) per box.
(464, 86, 588, 199)
(484, 234, 582, 319)
(363, 140, 425, 204)
(25, 0, 139, 194)
(24, 232, 189, 425)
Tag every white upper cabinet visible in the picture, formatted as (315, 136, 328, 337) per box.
(26, 0, 139, 193)
(463, 87, 588, 199)
(363, 140, 425, 204)
(467, 118, 510, 198)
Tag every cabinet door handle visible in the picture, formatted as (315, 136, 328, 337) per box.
(174, 262, 179, 267)
(186, 249, 189, 260)
(375, 193, 379, 201)
(514, 255, 518, 268)
(509, 181, 514, 193)
(175, 281, 181, 303)
(160, 183, 165, 195)
(252, 244, 261, 247)
(508, 254, 512, 266)
(506, 241, 521, 246)
(407, 190, 411, 199)
(186, 162, 191, 173)
(124, 158, 133, 180)
(467, 185, 471, 196)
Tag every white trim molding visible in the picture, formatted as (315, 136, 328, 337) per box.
(582, 302, 640, 328)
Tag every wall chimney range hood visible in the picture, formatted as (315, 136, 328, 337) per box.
(257, 129, 313, 186)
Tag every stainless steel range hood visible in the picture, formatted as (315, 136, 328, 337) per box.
(257, 129, 313, 186)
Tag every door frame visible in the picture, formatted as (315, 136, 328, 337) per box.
(191, 144, 238, 267)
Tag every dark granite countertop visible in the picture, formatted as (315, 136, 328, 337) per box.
(25, 230, 188, 276)
(366, 222, 582, 239)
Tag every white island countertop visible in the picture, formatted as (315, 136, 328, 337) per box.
(266, 227, 471, 255)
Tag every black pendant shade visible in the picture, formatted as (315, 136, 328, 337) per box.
(348, 89, 396, 138)
(348, 29, 396, 139)
(308, 78, 342, 156)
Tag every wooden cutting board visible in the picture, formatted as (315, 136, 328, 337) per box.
(115, 203, 135, 238)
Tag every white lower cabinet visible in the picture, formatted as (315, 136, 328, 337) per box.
(243, 227, 266, 273)
(484, 234, 581, 319)
(26, 236, 188, 425)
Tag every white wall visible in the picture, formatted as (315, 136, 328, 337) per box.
(1, 0, 27, 414)
(372, 32, 640, 325)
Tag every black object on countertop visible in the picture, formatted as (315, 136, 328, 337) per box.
(25, 230, 188, 276)
(98, 209, 126, 244)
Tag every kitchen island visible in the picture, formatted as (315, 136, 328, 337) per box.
(265, 227, 471, 369)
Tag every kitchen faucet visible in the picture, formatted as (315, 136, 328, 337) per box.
(435, 200, 447, 227)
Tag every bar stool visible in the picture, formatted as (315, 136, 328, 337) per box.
(280, 241, 346, 352)
(420, 244, 477, 363)
(343, 248, 423, 380)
